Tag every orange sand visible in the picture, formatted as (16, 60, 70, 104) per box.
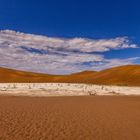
(0, 96, 140, 140)
(1, 65, 140, 86)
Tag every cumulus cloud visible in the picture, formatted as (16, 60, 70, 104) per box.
(0, 29, 139, 74)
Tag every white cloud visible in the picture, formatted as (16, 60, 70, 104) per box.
(0, 29, 139, 74)
(92, 57, 140, 71)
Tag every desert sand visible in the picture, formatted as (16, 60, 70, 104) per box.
(0, 65, 140, 140)
(0, 96, 140, 140)
(0, 65, 140, 86)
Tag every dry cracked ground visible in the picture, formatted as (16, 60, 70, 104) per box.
(0, 96, 140, 140)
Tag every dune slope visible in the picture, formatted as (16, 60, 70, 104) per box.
(0, 65, 140, 86)
(86, 65, 140, 86)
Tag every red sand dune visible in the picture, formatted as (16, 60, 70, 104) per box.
(0, 65, 140, 86)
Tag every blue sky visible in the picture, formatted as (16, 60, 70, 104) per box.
(0, 0, 140, 38)
(0, 0, 140, 74)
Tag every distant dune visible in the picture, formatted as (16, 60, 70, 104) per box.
(0, 65, 140, 86)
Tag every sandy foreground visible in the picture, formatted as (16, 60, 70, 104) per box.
(0, 96, 140, 140)
(0, 83, 140, 96)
